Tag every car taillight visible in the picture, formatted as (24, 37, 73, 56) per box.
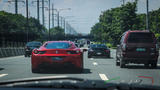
(33, 50, 46, 54)
(105, 49, 110, 52)
(34, 50, 38, 54)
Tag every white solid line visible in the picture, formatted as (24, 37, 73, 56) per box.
(99, 74, 109, 81)
(0, 74, 8, 78)
(93, 62, 98, 65)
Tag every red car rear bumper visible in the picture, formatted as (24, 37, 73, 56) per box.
(31, 54, 83, 70)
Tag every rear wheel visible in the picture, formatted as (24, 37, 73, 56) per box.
(88, 55, 91, 58)
(144, 63, 149, 67)
(151, 63, 157, 68)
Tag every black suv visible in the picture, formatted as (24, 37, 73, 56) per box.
(24, 41, 42, 57)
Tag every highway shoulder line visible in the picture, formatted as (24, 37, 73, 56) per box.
(99, 74, 109, 81)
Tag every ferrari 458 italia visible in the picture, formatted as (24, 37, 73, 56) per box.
(31, 41, 86, 73)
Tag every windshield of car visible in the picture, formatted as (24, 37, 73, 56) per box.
(26, 42, 42, 46)
(127, 33, 154, 43)
(0, 0, 160, 89)
(45, 42, 70, 49)
(91, 44, 108, 49)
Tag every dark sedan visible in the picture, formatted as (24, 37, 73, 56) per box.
(24, 41, 42, 57)
(88, 44, 110, 58)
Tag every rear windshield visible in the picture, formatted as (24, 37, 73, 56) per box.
(27, 42, 42, 46)
(127, 32, 154, 43)
(45, 42, 70, 49)
(91, 44, 108, 49)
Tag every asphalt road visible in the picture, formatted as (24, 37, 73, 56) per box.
(0, 49, 160, 86)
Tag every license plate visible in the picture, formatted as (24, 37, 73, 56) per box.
(51, 57, 63, 61)
(97, 52, 102, 55)
(136, 48, 146, 52)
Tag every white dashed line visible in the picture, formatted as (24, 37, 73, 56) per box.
(157, 64, 160, 66)
(99, 74, 109, 81)
(90, 58, 94, 60)
(93, 62, 98, 65)
(0, 74, 8, 78)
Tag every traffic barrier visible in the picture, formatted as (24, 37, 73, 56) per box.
(0, 47, 24, 58)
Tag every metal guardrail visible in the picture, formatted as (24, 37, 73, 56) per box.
(0, 47, 24, 58)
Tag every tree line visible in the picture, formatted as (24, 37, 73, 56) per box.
(90, 0, 160, 46)
(0, 11, 48, 46)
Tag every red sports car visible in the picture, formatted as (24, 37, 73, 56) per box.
(31, 41, 86, 73)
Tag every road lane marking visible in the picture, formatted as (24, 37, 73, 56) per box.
(0, 74, 8, 78)
(157, 64, 160, 66)
(93, 62, 98, 65)
(90, 58, 94, 60)
(99, 74, 109, 81)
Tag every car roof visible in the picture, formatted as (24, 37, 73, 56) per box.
(127, 30, 151, 33)
(46, 41, 73, 44)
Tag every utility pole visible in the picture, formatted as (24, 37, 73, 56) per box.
(48, 0, 50, 40)
(146, 0, 149, 30)
(15, 0, 18, 14)
(42, 0, 45, 26)
(7, 0, 25, 14)
(57, 11, 59, 28)
(52, 3, 54, 28)
(37, 0, 39, 21)
(26, 0, 29, 42)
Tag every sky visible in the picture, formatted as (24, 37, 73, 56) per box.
(0, 0, 160, 34)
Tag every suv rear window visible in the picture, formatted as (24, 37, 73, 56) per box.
(127, 32, 154, 43)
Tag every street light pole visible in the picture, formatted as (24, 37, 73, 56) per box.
(42, 0, 45, 26)
(15, 0, 18, 14)
(146, 0, 149, 30)
(26, 0, 29, 42)
(48, 0, 50, 40)
(37, 0, 39, 21)
(52, 3, 54, 28)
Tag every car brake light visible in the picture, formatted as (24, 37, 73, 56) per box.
(33, 50, 46, 54)
(105, 49, 110, 52)
(34, 50, 38, 54)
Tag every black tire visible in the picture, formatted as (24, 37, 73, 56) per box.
(24, 54, 27, 57)
(88, 55, 91, 58)
(151, 63, 157, 68)
(144, 63, 149, 67)
(116, 61, 120, 66)
(32, 68, 40, 73)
